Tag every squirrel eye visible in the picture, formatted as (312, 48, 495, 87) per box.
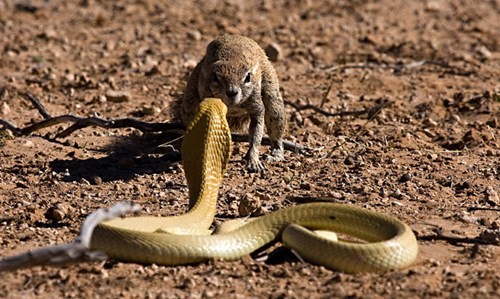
(212, 73, 219, 83)
(244, 72, 251, 83)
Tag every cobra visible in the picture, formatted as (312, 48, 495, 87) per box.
(90, 98, 418, 273)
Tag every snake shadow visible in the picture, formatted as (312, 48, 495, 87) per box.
(49, 134, 183, 183)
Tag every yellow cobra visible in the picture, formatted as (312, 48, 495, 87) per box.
(90, 98, 418, 273)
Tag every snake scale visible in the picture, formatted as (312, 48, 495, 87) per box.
(90, 98, 418, 273)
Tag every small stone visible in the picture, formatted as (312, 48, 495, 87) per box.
(328, 191, 343, 199)
(141, 105, 161, 116)
(79, 178, 91, 185)
(22, 140, 34, 147)
(399, 173, 412, 183)
(484, 186, 499, 205)
(187, 30, 202, 41)
(478, 229, 500, 245)
(462, 129, 482, 147)
(291, 111, 303, 125)
(448, 114, 460, 124)
(428, 153, 439, 161)
(145, 64, 160, 76)
(1, 102, 11, 116)
(423, 117, 438, 128)
(238, 193, 261, 217)
(105, 90, 131, 103)
(486, 117, 498, 129)
(132, 184, 141, 192)
(300, 181, 312, 190)
(45, 203, 69, 222)
(344, 156, 355, 165)
(90, 176, 103, 185)
(477, 45, 492, 60)
(183, 59, 198, 69)
(265, 42, 282, 62)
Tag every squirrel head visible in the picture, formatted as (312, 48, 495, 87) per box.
(206, 59, 261, 106)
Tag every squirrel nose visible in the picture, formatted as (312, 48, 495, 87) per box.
(226, 88, 239, 98)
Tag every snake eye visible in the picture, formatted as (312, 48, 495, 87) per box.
(244, 72, 251, 84)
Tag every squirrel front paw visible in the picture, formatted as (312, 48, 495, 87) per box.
(245, 152, 266, 172)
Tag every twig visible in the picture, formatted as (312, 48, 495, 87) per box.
(418, 234, 499, 246)
(16, 114, 184, 138)
(0, 92, 308, 153)
(285, 100, 372, 118)
(231, 133, 307, 152)
(0, 202, 140, 272)
(467, 207, 500, 212)
(0, 119, 20, 135)
(25, 92, 51, 119)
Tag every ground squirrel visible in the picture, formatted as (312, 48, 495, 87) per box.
(181, 34, 287, 172)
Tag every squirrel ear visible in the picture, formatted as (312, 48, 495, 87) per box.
(251, 62, 259, 75)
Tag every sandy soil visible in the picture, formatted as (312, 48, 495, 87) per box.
(0, 0, 499, 298)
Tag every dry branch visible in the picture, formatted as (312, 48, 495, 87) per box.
(0, 202, 140, 272)
(1, 92, 307, 152)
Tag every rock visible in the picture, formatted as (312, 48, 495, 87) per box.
(448, 114, 461, 125)
(105, 90, 131, 103)
(187, 30, 202, 41)
(427, 153, 439, 161)
(462, 129, 482, 148)
(45, 203, 69, 222)
(183, 59, 198, 69)
(484, 186, 499, 205)
(1, 102, 11, 116)
(265, 42, 282, 62)
(238, 193, 261, 216)
(90, 176, 103, 185)
(399, 173, 412, 183)
(145, 64, 160, 76)
(141, 105, 161, 116)
(486, 117, 497, 129)
(423, 117, 438, 128)
(291, 111, 303, 126)
(478, 229, 500, 245)
(22, 140, 34, 147)
(477, 45, 492, 60)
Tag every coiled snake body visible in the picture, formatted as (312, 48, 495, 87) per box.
(91, 98, 418, 273)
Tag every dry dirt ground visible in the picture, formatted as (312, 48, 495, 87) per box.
(0, 0, 499, 298)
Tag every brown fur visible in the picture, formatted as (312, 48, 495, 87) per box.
(181, 34, 287, 172)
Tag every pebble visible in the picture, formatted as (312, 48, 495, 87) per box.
(448, 114, 460, 124)
(90, 175, 103, 185)
(141, 105, 161, 116)
(187, 30, 202, 41)
(484, 186, 499, 205)
(291, 111, 303, 126)
(238, 193, 261, 216)
(45, 203, 69, 221)
(1, 102, 11, 116)
(399, 173, 413, 183)
(486, 116, 497, 129)
(265, 42, 282, 62)
(300, 181, 312, 190)
(105, 90, 131, 103)
(423, 117, 438, 128)
(478, 229, 500, 245)
(477, 45, 492, 60)
(428, 153, 439, 161)
(22, 140, 34, 147)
